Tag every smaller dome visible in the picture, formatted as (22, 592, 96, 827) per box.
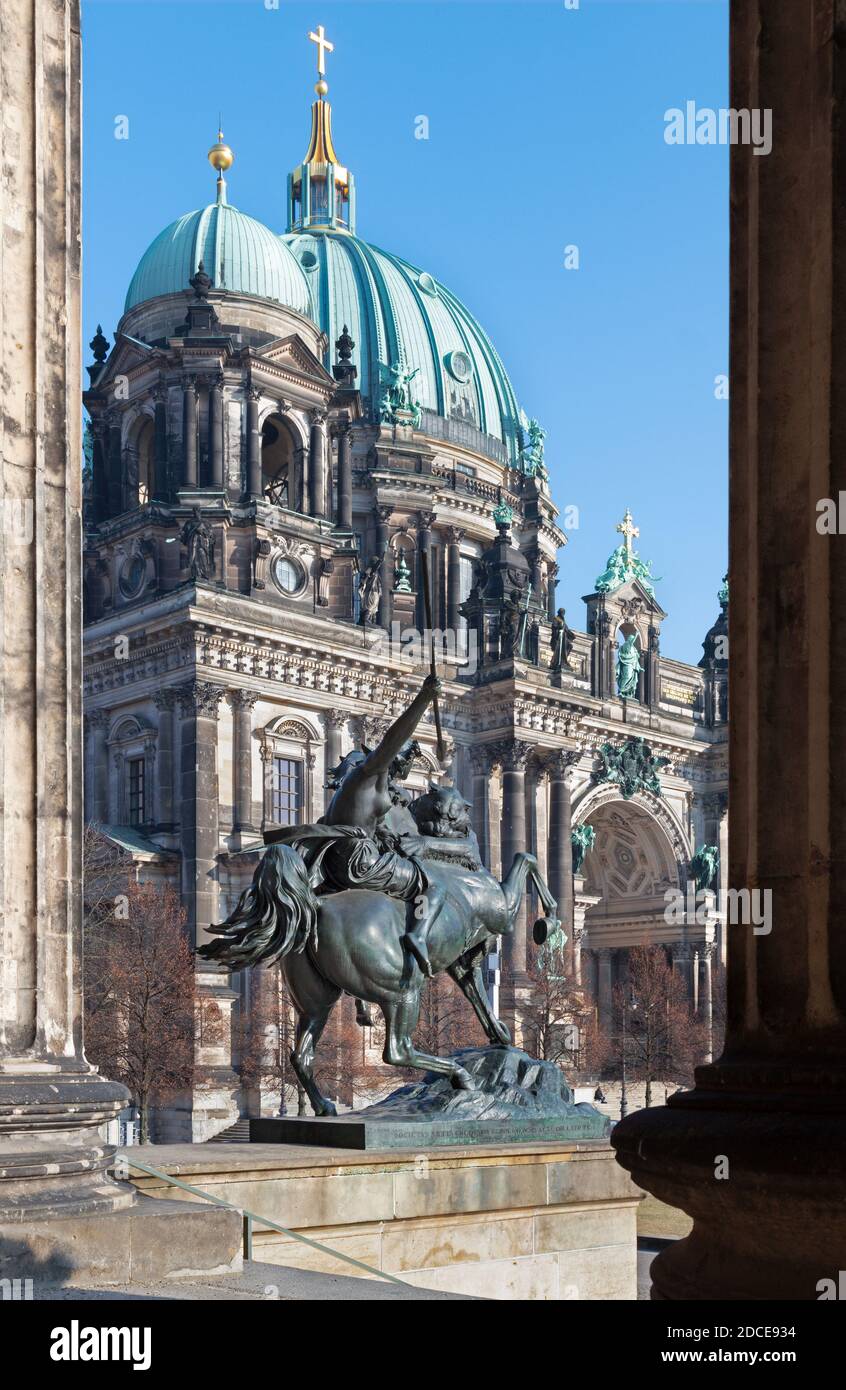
(125, 201, 311, 315)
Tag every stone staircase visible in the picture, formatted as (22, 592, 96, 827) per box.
(207, 1118, 251, 1144)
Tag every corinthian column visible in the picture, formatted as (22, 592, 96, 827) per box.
(613, 0, 846, 1300)
(546, 749, 577, 976)
(0, 0, 132, 1222)
(499, 739, 532, 991)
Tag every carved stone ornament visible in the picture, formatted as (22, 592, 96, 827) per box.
(592, 736, 670, 801)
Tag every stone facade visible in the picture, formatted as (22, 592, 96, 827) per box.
(79, 38, 728, 1138)
(81, 295, 728, 1134)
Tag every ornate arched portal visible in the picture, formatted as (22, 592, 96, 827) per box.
(572, 784, 693, 1030)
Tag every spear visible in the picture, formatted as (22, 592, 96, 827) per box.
(420, 549, 446, 765)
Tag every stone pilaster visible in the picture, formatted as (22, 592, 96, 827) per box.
(209, 374, 224, 490)
(246, 388, 262, 500)
(335, 419, 352, 530)
(182, 376, 198, 490)
(153, 688, 177, 830)
(323, 710, 347, 813)
(84, 708, 110, 824)
(0, 0, 132, 1222)
(177, 680, 224, 947)
(467, 746, 493, 868)
(230, 689, 258, 838)
(376, 507, 394, 628)
(613, 0, 846, 1299)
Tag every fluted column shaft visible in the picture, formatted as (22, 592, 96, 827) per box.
(446, 527, 464, 635)
(153, 689, 177, 830)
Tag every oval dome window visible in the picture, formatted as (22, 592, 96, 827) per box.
(445, 349, 473, 383)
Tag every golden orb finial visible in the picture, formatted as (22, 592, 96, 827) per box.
(208, 128, 234, 174)
(315, 79, 329, 98)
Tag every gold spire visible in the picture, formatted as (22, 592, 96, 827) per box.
(208, 127, 234, 173)
(208, 127, 234, 206)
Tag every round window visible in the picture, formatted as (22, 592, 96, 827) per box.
(445, 349, 473, 383)
(272, 553, 305, 596)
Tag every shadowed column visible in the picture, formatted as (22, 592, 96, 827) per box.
(613, 0, 846, 1300)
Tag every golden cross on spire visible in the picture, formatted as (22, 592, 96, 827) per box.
(617, 508, 639, 560)
(308, 23, 334, 78)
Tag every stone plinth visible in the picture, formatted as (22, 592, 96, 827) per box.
(0, 1196, 242, 1286)
(125, 1140, 642, 1301)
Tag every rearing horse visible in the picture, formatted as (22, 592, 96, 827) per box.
(199, 822, 559, 1117)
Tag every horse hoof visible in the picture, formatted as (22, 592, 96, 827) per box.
(452, 1069, 474, 1092)
(317, 1101, 337, 1117)
(532, 918, 549, 945)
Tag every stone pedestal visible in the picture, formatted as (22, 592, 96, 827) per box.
(126, 1140, 642, 1301)
(613, 0, 846, 1300)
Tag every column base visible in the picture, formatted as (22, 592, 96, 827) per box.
(0, 1069, 136, 1222)
(612, 1061, 846, 1300)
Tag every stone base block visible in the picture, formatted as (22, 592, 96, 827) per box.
(0, 1195, 242, 1286)
(125, 1139, 642, 1301)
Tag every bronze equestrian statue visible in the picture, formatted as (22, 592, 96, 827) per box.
(199, 673, 561, 1117)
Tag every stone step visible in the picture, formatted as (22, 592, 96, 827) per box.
(207, 1119, 251, 1144)
(35, 1261, 477, 1301)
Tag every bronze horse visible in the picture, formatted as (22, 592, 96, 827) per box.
(199, 799, 559, 1116)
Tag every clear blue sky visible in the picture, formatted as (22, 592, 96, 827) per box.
(81, 0, 728, 664)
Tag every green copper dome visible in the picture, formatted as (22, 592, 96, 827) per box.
(125, 199, 311, 316)
(283, 229, 524, 465)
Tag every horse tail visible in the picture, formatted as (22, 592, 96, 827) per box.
(197, 844, 317, 969)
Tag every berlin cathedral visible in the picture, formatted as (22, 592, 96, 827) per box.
(81, 27, 728, 1138)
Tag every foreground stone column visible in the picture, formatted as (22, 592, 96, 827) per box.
(613, 0, 846, 1299)
(0, 0, 132, 1221)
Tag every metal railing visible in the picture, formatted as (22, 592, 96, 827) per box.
(119, 1153, 409, 1288)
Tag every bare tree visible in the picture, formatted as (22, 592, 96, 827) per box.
(84, 877, 199, 1142)
(606, 945, 710, 1105)
(520, 957, 604, 1078)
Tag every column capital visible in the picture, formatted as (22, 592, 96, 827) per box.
(497, 738, 533, 773)
(445, 526, 465, 546)
(323, 709, 349, 731)
(543, 747, 581, 779)
(177, 680, 225, 719)
(229, 688, 259, 711)
(468, 744, 496, 775)
(417, 509, 437, 531)
(85, 707, 110, 729)
(153, 687, 179, 710)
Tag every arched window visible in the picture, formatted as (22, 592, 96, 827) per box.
(131, 414, 154, 508)
(261, 416, 296, 508)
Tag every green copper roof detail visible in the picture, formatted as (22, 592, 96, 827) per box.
(284, 228, 524, 463)
(125, 202, 311, 315)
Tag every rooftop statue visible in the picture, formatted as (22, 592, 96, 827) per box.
(594, 508, 659, 599)
(616, 632, 644, 698)
(199, 672, 564, 1117)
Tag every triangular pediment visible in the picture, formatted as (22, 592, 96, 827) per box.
(92, 334, 157, 387)
(254, 334, 333, 384)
